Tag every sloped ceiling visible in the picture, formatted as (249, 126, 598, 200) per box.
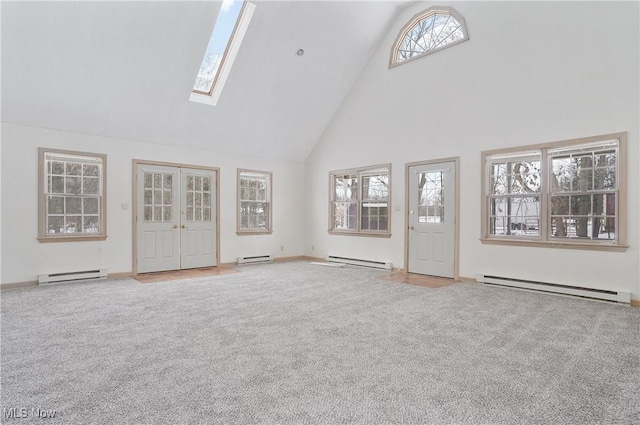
(1, 1, 404, 162)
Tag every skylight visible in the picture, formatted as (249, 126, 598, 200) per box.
(190, 0, 255, 105)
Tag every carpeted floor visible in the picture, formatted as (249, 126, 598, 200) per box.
(1, 261, 639, 424)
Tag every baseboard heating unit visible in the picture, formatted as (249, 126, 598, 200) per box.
(326, 256, 392, 270)
(237, 255, 274, 265)
(476, 274, 631, 304)
(38, 269, 108, 285)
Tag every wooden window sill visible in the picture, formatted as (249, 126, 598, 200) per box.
(328, 231, 392, 238)
(38, 235, 108, 243)
(480, 238, 627, 252)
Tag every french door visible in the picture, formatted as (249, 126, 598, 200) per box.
(407, 160, 456, 278)
(135, 163, 217, 274)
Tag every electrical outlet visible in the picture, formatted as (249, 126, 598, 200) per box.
(280, 245, 284, 251)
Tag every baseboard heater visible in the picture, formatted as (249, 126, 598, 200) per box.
(237, 255, 273, 265)
(326, 255, 392, 270)
(476, 274, 631, 304)
(38, 269, 108, 285)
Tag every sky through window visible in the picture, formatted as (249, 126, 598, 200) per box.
(193, 0, 245, 94)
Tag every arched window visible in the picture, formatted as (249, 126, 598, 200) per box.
(390, 6, 468, 68)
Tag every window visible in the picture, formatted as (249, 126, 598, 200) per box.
(39, 148, 107, 242)
(190, 0, 256, 106)
(329, 165, 391, 236)
(487, 151, 542, 237)
(390, 6, 469, 68)
(237, 170, 272, 234)
(482, 133, 627, 250)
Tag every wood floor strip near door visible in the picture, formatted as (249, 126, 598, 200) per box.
(380, 272, 455, 289)
(134, 267, 238, 283)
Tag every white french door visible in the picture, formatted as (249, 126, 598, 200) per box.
(180, 168, 216, 269)
(408, 161, 456, 278)
(136, 164, 216, 274)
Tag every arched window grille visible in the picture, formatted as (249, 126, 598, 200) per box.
(390, 6, 469, 68)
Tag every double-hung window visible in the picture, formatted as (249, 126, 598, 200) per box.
(39, 148, 107, 241)
(482, 133, 627, 250)
(237, 170, 272, 234)
(329, 165, 391, 236)
(487, 151, 542, 237)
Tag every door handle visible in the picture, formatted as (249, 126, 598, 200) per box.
(181, 224, 188, 229)
(410, 226, 415, 230)
(172, 224, 178, 229)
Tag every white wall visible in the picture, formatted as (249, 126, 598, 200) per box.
(1, 123, 305, 284)
(304, 1, 640, 298)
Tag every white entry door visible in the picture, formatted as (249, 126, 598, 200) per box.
(180, 169, 216, 269)
(136, 164, 216, 273)
(408, 161, 455, 278)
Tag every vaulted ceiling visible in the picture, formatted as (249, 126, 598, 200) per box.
(2, 1, 410, 162)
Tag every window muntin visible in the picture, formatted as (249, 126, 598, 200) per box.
(330, 165, 390, 236)
(237, 170, 272, 234)
(390, 6, 468, 68)
(39, 149, 107, 241)
(482, 134, 626, 249)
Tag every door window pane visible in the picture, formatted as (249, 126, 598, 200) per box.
(418, 171, 444, 223)
(186, 174, 213, 222)
(143, 171, 173, 222)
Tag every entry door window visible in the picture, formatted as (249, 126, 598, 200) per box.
(143, 172, 173, 222)
(185, 175, 212, 222)
(418, 171, 445, 223)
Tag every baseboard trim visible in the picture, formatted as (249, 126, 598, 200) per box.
(1, 281, 38, 291)
(631, 299, 640, 308)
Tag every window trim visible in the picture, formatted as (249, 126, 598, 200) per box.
(328, 164, 392, 238)
(237, 169, 272, 235)
(480, 132, 628, 251)
(38, 148, 108, 242)
(190, 1, 256, 107)
(389, 6, 469, 69)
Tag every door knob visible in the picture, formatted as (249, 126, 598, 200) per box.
(181, 224, 188, 229)
(410, 226, 415, 230)
(172, 224, 178, 229)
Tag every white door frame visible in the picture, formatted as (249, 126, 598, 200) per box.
(404, 157, 460, 279)
(132, 160, 220, 276)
